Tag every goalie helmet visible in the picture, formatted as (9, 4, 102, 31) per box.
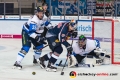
(78, 35, 87, 48)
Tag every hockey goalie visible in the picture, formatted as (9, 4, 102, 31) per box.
(68, 35, 111, 68)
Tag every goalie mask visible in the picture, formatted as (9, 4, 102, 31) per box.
(78, 35, 87, 49)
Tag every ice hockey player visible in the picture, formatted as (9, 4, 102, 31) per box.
(13, 6, 51, 69)
(67, 35, 111, 68)
(39, 20, 78, 72)
(40, 3, 50, 38)
(33, 3, 50, 50)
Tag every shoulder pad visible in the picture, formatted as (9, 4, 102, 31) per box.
(31, 15, 39, 24)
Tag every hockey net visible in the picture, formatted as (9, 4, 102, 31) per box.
(92, 18, 120, 64)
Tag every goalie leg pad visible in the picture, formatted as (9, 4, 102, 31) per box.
(103, 55, 110, 65)
(68, 55, 78, 68)
(93, 58, 104, 66)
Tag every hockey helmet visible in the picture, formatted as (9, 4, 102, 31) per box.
(69, 19, 77, 29)
(78, 35, 87, 48)
(79, 35, 86, 42)
(36, 6, 44, 12)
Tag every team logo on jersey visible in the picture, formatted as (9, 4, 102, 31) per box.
(69, 71, 77, 78)
(61, 34, 65, 37)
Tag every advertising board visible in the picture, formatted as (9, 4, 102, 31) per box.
(0, 20, 92, 38)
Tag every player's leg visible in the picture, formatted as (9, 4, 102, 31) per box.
(31, 35, 48, 68)
(40, 36, 62, 71)
(13, 30, 31, 69)
(38, 36, 58, 67)
(88, 49, 110, 65)
(46, 45, 63, 72)
(39, 38, 54, 63)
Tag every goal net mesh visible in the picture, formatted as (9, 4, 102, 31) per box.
(92, 18, 120, 64)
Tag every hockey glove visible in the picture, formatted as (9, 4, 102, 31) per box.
(35, 36, 47, 44)
(44, 20, 50, 26)
(72, 31, 78, 38)
(67, 46, 73, 56)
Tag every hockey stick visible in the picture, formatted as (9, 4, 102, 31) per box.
(58, 63, 94, 68)
(56, 60, 62, 66)
(60, 36, 74, 75)
(40, 44, 49, 50)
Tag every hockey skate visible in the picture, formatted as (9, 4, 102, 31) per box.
(13, 61, 22, 70)
(33, 55, 46, 68)
(37, 57, 46, 69)
(46, 62, 57, 72)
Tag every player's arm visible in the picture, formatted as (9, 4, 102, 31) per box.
(28, 21, 46, 43)
(28, 21, 37, 39)
(44, 18, 53, 29)
(66, 32, 71, 40)
(58, 27, 72, 54)
(59, 32, 70, 47)
(40, 17, 53, 37)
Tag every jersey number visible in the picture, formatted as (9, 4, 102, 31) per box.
(32, 25, 36, 30)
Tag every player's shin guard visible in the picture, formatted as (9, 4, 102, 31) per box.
(42, 52, 52, 61)
(46, 54, 58, 72)
(33, 49, 42, 64)
(13, 50, 27, 69)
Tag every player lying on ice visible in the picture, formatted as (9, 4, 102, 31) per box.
(13, 6, 52, 69)
(67, 35, 111, 68)
(38, 20, 78, 72)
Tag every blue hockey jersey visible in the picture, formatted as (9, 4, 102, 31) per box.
(48, 22, 71, 47)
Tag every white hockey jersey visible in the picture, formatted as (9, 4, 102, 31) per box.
(23, 15, 51, 39)
(72, 39, 99, 56)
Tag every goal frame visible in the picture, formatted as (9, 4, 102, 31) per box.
(92, 18, 119, 64)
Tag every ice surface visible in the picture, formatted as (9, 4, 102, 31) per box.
(0, 39, 120, 80)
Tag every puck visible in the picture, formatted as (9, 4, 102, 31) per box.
(32, 72, 36, 75)
(61, 72, 64, 75)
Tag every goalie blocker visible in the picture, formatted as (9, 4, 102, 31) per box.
(67, 35, 111, 67)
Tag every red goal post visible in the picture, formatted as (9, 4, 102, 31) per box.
(92, 18, 120, 64)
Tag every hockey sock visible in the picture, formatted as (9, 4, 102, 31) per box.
(49, 54, 58, 64)
(16, 51, 25, 64)
(43, 52, 51, 61)
(34, 50, 41, 59)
